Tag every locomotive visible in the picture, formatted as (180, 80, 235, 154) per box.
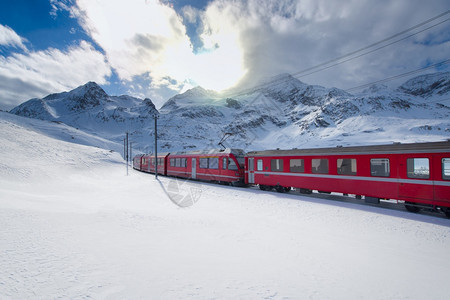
(133, 141, 450, 218)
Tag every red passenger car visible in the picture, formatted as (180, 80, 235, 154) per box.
(133, 154, 144, 170)
(246, 141, 450, 216)
(167, 148, 246, 186)
(133, 153, 169, 176)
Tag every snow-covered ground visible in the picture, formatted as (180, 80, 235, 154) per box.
(1, 112, 450, 299)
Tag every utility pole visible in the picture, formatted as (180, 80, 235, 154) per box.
(123, 137, 126, 160)
(130, 141, 133, 169)
(154, 114, 159, 179)
(126, 131, 129, 176)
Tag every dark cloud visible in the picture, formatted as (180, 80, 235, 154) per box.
(228, 0, 450, 90)
(0, 75, 50, 110)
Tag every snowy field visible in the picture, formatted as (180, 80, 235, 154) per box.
(1, 113, 450, 299)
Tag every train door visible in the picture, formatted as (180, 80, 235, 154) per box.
(434, 155, 449, 203)
(248, 157, 255, 184)
(192, 158, 197, 179)
(398, 155, 434, 201)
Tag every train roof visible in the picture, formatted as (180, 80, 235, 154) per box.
(140, 152, 170, 157)
(247, 140, 450, 157)
(170, 148, 246, 156)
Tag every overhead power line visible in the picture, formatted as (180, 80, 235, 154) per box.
(345, 59, 450, 92)
(228, 10, 450, 97)
(294, 18, 450, 79)
(292, 10, 450, 78)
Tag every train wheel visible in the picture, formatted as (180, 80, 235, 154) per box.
(405, 202, 421, 213)
(442, 207, 450, 218)
(300, 188, 312, 194)
(318, 191, 331, 194)
(284, 187, 291, 193)
(259, 185, 267, 191)
(275, 185, 286, 193)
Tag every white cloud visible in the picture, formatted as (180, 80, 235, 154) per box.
(0, 24, 28, 51)
(68, 0, 449, 105)
(71, 0, 248, 97)
(181, 5, 199, 24)
(199, 0, 450, 91)
(72, 0, 191, 80)
(0, 40, 111, 110)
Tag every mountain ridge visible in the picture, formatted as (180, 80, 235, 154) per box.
(9, 71, 450, 153)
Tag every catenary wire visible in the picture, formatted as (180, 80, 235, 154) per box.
(292, 10, 450, 77)
(295, 18, 450, 79)
(345, 59, 450, 92)
(227, 10, 450, 97)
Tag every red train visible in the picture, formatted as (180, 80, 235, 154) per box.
(132, 152, 168, 175)
(133, 148, 246, 186)
(133, 141, 450, 217)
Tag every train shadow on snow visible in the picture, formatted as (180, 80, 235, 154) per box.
(152, 174, 450, 227)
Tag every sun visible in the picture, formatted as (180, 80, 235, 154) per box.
(163, 24, 247, 92)
(192, 43, 247, 91)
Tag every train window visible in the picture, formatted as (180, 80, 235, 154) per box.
(407, 158, 430, 179)
(182, 158, 187, 167)
(228, 159, 238, 170)
(337, 158, 357, 175)
(199, 158, 208, 169)
(143, 158, 147, 165)
(223, 157, 227, 169)
(371, 159, 390, 177)
(271, 159, 284, 172)
(170, 158, 174, 167)
(290, 159, 304, 173)
(257, 159, 263, 171)
(174, 158, 179, 167)
(312, 159, 328, 174)
(209, 157, 219, 169)
(151, 158, 155, 166)
(443, 158, 450, 180)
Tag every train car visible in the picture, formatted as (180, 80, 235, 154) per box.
(132, 154, 144, 170)
(167, 148, 246, 186)
(246, 141, 450, 216)
(133, 153, 169, 176)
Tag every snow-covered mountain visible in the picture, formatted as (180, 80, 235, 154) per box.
(157, 72, 450, 151)
(10, 72, 450, 153)
(11, 82, 158, 153)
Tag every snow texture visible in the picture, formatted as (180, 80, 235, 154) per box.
(1, 111, 450, 299)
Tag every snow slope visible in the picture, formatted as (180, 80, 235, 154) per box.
(0, 111, 121, 153)
(2, 107, 450, 299)
(10, 82, 158, 153)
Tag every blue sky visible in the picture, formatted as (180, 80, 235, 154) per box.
(1, 0, 449, 110)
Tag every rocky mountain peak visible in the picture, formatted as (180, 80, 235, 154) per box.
(160, 86, 220, 111)
(398, 71, 450, 97)
(143, 98, 156, 109)
(69, 82, 108, 109)
(177, 86, 219, 100)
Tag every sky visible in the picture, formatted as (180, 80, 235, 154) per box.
(0, 0, 449, 110)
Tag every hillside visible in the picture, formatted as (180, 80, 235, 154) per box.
(11, 82, 158, 152)
(157, 72, 450, 151)
(10, 72, 450, 153)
